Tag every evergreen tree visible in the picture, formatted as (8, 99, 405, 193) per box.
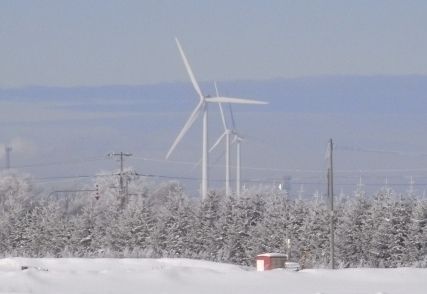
(301, 192, 330, 267)
(22, 201, 70, 257)
(69, 199, 104, 257)
(369, 185, 395, 267)
(155, 185, 193, 257)
(287, 193, 309, 262)
(404, 197, 427, 266)
(216, 193, 237, 263)
(388, 193, 413, 266)
(251, 188, 288, 258)
(335, 180, 371, 267)
(192, 191, 222, 260)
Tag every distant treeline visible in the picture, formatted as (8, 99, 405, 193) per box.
(1, 170, 426, 268)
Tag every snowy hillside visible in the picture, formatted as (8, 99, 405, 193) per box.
(0, 257, 426, 294)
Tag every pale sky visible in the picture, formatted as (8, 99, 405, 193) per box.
(1, 1, 427, 88)
(1, 1, 427, 197)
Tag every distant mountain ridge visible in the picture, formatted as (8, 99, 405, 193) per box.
(1, 75, 426, 114)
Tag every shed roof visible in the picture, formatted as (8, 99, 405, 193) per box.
(257, 253, 287, 258)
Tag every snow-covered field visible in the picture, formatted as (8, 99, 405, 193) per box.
(0, 258, 426, 294)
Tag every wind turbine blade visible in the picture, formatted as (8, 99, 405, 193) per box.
(192, 131, 226, 170)
(195, 149, 227, 172)
(192, 157, 202, 170)
(232, 131, 245, 141)
(206, 96, 267, 104)
(213, 82, 228, 131)
(210, 148, 227, 170)
(214, 80, 219, 96)
(209, 132, 227, 153)
(166, 101, 204, 159)
(218, 103, 228, 130)
(175, 38, 204, 100)
(228, 104, 236, 130)
(230, 135, 238, 145)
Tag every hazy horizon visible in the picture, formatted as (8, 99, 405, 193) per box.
(1, 75, 427, 197)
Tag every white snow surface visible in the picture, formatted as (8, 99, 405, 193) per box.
(0, 257, 426, 294)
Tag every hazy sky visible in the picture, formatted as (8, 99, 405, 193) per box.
(2, 1, 427, 88)
(2, 1, 427, 197)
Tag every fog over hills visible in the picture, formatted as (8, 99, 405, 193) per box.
(1, 75, 427, 197)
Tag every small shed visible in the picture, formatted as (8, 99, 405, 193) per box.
(256, 253, 287, 271)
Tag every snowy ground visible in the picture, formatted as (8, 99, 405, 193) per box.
(0, 258, 426, 294)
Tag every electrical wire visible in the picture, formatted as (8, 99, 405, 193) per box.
(335, 145, 427, 156)
(9, 145, 427, 192)
(12, 156, 108, 169)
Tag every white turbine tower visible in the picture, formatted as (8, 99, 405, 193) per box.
(166, 38, 267, 200)
(228, 105, 245, 198)
(208, 101, 232, 196)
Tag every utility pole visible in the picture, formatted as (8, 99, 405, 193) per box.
(328, 139, 335, 269)
(108, 152, 132, 204)
(5, 146, 12, 170)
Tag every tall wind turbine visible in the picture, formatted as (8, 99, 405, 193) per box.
(208, 102, 246, 198)
(166, 38, 267, 200)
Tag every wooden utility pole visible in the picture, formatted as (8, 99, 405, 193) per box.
(5, 146, 12, 170)
(328, 139, 335, 269)
(108, 152, 132, 203)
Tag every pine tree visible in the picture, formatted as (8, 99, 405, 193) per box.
(369, 185, 395, 267)
(388, 193, 413, 267)
(404, 196, 427, 266)
(69, 199, 103, 257)
(155, 185, 193, 258)
(23, 201, 70, 257)
(287, 193, 309, 262)
(335, 180, 371, 267)
(301, 192, 329, 267)
(192, 191, 222, 260)
(0, 171, 38, 255)
(216, 193, 237, 263)
(251, 188, 288, 258)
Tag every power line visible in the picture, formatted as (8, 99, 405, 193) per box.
(335, 145, 427, 156)
(34, 173, 125, 181)
(134, 155, 427, 176)
(11, 156, 108, 169)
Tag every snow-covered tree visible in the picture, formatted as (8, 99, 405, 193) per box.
(250, 187, 288, 258)
(287, 193, 309, 262)
(23, 200, 70, 257)
(369, 186, 396, 267)
(301, 192, 330, 268)
(335, 180, 371, 267)
(192, 191, 222, 260)
(404, 197, 427, 266)
(154, 184, 194, 258)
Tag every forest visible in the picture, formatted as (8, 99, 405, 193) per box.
(1, 169, 426, 269)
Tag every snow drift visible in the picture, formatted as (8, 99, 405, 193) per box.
(1, 257, 427, 294)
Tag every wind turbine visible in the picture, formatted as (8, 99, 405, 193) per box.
(209, 102, 246, 198)
(166, 38, 267, 200)
(211, 103, 263, 198)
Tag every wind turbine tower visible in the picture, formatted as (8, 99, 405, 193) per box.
(228, 105, 246, 198)
(208, 101, 232, 195)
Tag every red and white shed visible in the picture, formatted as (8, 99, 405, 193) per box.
(256, 253, 287, 271)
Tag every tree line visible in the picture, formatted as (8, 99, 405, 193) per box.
(1, 170, 426, 268)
